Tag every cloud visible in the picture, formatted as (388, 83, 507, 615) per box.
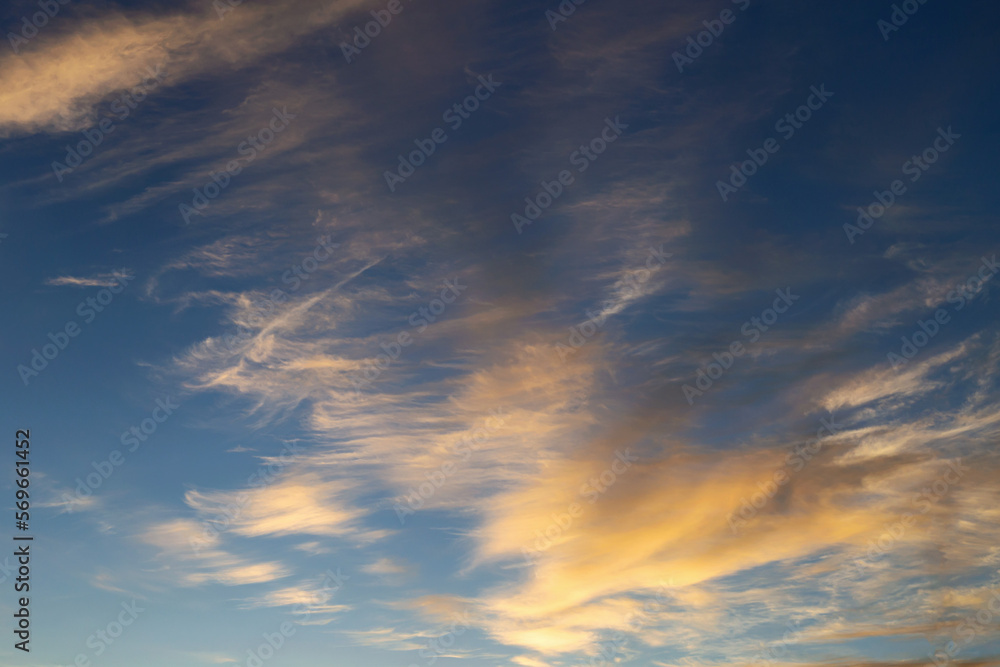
(238, 580, 351, 624)
(153, 199, 1000, 662)
(362, 557, 411, 577)
(44, 271, 133, 287)
(182, 652, 239, 665)
(90, 570, 142, 597)
(140, 518, 290, 586)
(184, 472, 373, 539)
(293, 541, 331, 556)
(449, 340, 1000, 659)
(339, 626, 429, 651)
(0, 0, 369, 136)
(51, 2, 996, 663)
(163, 235, 274, 278)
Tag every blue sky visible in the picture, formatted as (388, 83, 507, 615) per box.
(1, 0, 1000, 666)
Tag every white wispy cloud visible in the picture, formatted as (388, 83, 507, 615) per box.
(45, 270, 133, 287)
(140, 518, 290, 586)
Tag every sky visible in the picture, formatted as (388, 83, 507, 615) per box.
(1, 0, 1000, 666)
